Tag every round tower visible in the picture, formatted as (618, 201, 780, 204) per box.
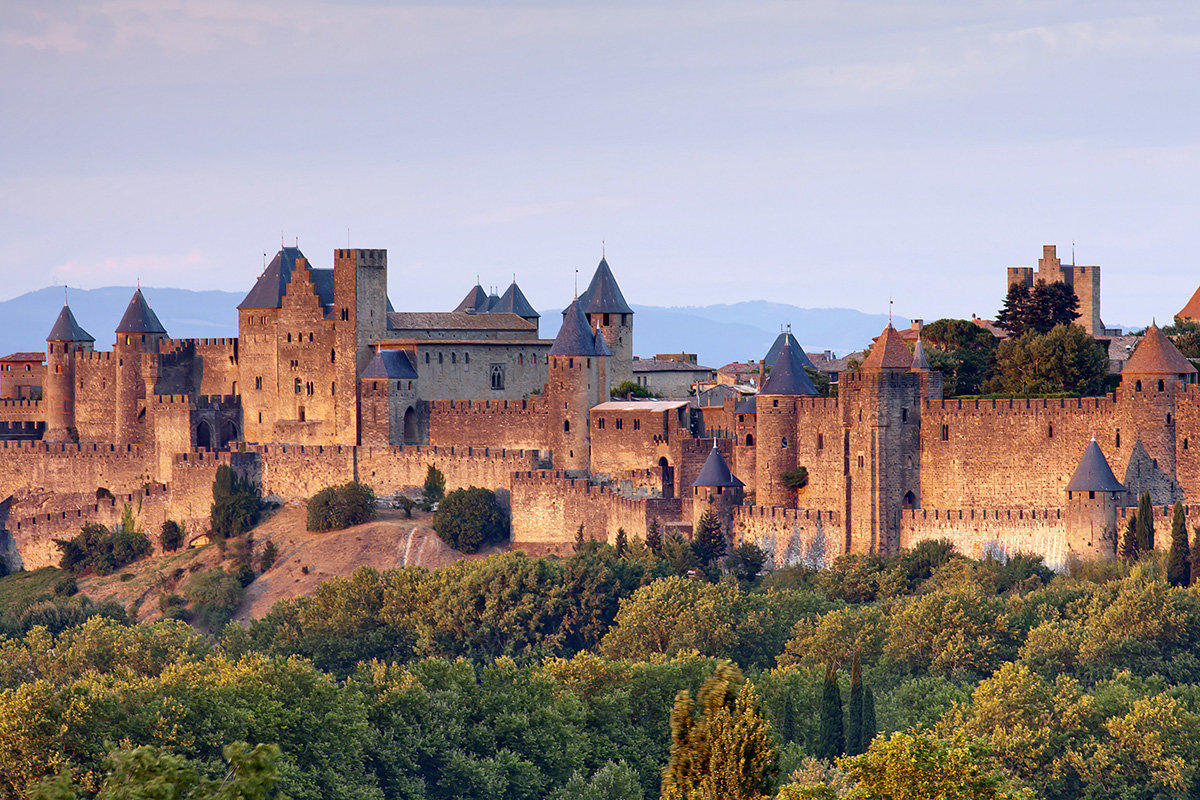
(113, 288, 167, 445)
(548, 299, 605, 473)
(691, 442, 744, 535)
(43, 301, 94, 442)
(576, 257, 633, 393)
(1065, 437, 1124, 562)
(754, 339, 817, 508)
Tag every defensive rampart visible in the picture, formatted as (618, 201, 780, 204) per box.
(732, 505, 843, 569)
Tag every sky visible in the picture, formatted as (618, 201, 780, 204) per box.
(2, 1, 1199, 330)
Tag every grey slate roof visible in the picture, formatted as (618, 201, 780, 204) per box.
(735, 395, 757, 414)
(911, 338, 932, 371)
(237, 248, 338, 312)
(760, 340, 818, 396)
(1066, 438, 1125, 493)
(362, 350, 418, 379)
(593, 330, 612, 357)
(692, 444, 744, 488)
(578, 257, 633, 315)
(493, 282, 540, 319)
(454, 284, 489, 313)
(765, 331, 816, 371)
(46, 304, 94, 343)
(115, 289, 167, 335)
(550, 299, 603, 356)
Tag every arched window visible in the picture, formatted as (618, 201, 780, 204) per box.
(781, 436, 787, 448)
(1136, 380, 1142, 391)
(294, 377, 301, 394)
(745, 433, 754, 446)
(564, 420, 570, 432)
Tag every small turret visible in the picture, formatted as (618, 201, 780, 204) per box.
(454, 282, 489, 313)
(691, 442, 745, 538)
(548, 299, 607, 472)
(114, 288, 166, 445)
(754, 339, 815, 508)
(1065, 437, 1124, 562)
(44, 301, 94, 442)
(577, 257, 633, 392)
(910, 336, 942, 399)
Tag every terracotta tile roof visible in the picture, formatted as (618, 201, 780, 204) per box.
(0, 352, 44, 362)
(1179, 284, 1200, 322)
(1122, 325, 1197, 376)
(859, 324, 911, 371)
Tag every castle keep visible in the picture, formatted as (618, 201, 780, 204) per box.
(0, 242, 1195, 571)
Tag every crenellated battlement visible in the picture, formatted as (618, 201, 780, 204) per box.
(923, 395, 1116, 416)
(734, 505, 839, 524)
(902, 507, 1063, 522)
(429, 398, 546, 415)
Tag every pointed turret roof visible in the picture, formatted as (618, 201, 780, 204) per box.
(692, 443, 744, 488)
(760, 340, 818, 396)
(593, 330, 612, 357)
(115, 288, 166, 334)
(361, 350, 418, 379)
(1122, 325, 1197, 377)
(1066, 438, 1125, 493)
(860, 324, 911, 371)
(493, 281, 540, 319)
(911, 338, 932, 371)
(550, 299, 602, 356)
(765, 331, 816, 371)
(1179, 285, 1200, 323)
(46, 303, 94, 343)
(578, 257, 633, 315)
(454, 283, 489, 313)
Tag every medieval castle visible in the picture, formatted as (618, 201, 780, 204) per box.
(0, 243, 1196, 571)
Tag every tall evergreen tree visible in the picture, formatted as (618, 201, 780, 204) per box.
(847, 652, 864, 756)
(996, 282, 1033, 336)
(817, 664, 844, 761)
(862, 686, 877, 753)
(615, 527, 628, 557)
(692, 510, 727, 566)
(1168, 501, 1191, 587)
(646, 518, 663, 554)
(779, 692, 796, 745)
(1191, 527, 1200, 586)
(1137, 492, 1155, 553)
(1121, 513, 1139, 561)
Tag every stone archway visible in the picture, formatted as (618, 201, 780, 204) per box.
(219, 420, 238, 450)
(659, 457, 674, 500)
(902, 490, 916, 510)
(196, 419, 213, 450)
(403, 406, 417, 444)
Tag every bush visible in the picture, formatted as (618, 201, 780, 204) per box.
(231, 562, 256, 588)
(51, 575, 77, 597)
(259, 540, 278, 572)
(159, 592, 190, 621)
(210, 464, 261, 540)
(432, 486, 508, 553)
(610, 380, 655, 398)
(55, 522, 152, 576)
(160, 520, 184, 552)
(185, 567, 245, 630)
(306, 482, 377, 532)
(423, 465, 446, 507)
(781, 467, 809, 490)
(397, 495, 415, 518)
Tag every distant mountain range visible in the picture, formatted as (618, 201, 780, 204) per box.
(0, 287, 901, 368)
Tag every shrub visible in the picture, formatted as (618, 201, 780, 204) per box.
(160, 520, 184, 552)
(432, 486, 508, 553)
(397, 495, 415, 518)
(781, 467, 809, 490)
(423, 464, 446, 506)
(210, 464, 261, 540)
(259, 540, 278, 572)
(159, 592, 190, 621)
(185, 567, 245, 630)
(55, 521, 152, 576)
(51, 575, 78, 596)
(306, 482, 377, 532)
(610, 380, 655, 399)
(231, 562, 256, 588)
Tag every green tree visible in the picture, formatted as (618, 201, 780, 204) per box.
(996, 282, 1033, 337)
(1136, 491, 1154, 553)
(919, 319, 1000, 396)
(846, 652, 864, 756)
(861, 686, 876, 753)
(185, 567, 245, 631)
(727, 542, 767, 583)
(982, 323, 1107, 396)
(610, 380, 655, 399)
(660, 530, 697, 575)
(817, 665, 844, 761)
(782, 467, 809, 490)
(210, 464, 260, 540)
(159, 520, 184, 552)
(645, 519, 663, 555)
(1168, 501, 1191, 587)
(615, 528, 628, 557)
(306, 481, 376, 532)
(1121, 512, 1139, 561)
(692, 511, 727, 567)
(996, 279, 1080, 337)
(1192, 526, 1200, 586)
(258, 540, 278, 572)
(432, 486, 508, 553)
(661, 662, 777, 800)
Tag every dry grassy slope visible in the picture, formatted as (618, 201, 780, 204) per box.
(80, 503, 504, 624)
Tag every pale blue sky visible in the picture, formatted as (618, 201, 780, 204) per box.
(2, 1, 1198, 329)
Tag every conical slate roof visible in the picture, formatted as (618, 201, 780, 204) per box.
(46, 304, 94, 343)
(593, 330, 612, 357)
(692, 444, 744, 488)
(760, 340, 818, 396)
(911, 338, 932, 371)
(361, 350, 418, 379)
(115, 288, 166, 335)
(1066, 438, 1125, 493)
(765, 331, 816, 371)
(454, 283, 489, 313)
(1123, 325, 1197, 377)
(860, 324, 911, 371)
(549, 299, 602, 356)
(493, 281, 540, 319)
(578, 257, 633, 315)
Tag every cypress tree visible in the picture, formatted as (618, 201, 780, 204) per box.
(646, 518, 663, 554)
(1168, 501, 1191, 587)
(1137, 491, 1154, 553)
(779, 692, 796, 745)
(847, 652, 864, 756)
(615, 527, 628, 557)
(1120, 513, 1139, 561)
(1191, 527, 1200, 586)
(817, 664, 844, 761)
(862, 686, 877, 752)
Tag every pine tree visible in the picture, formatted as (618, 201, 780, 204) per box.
(817, 664, 844, 761)
(1137, 491, 1155, 553)
(996, 282, 1033, 336)
(615, 527, 628, 557)
(862, 686, 877, 752)
(1121, 513, 1139, 561)
(646, 518, 663, 554)
(847, 651, 864, 756)
(1168, 501, 1191, 587)
(1191, 527, 1200, 586)
(692, 510, 727, 566)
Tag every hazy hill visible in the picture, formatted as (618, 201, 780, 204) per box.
(0, 287, 900, 367)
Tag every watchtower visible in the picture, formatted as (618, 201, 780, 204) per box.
(1065, 438, 1124, 561)
(43, 302, 94, 442)
(577, 257, 633, 393)
(754, 338, 818, 508)
(547, 299, 607, 473)
(113, 288, 166, 445)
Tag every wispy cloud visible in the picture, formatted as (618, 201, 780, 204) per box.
(50, 250, 207, 287)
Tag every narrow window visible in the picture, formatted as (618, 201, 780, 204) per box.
(331, 382, 336, 395)
(564, 420, 570, 432)
(941, 424, 949, 441)
(465, 353, 469, 364)
(255, 376, 263, 390)
(634, 419, 640, 430)
(1116, 430, 1121, 448)
(858, 455, 865, 468)
(1185, 438, 1190, 451)
(746, 433, 754, 446)
(901, 408, 908, 422)
(773, 399, 779, 407)
(1089, 491, 1095, 499)
(1159, 380, 1165, 392)
(616, 418, 623, 430)
(781, 436, 788, 448)
(439, 353, 443, 365)
(294, 377, 301, 394)
(1048, 423, 1053, 438)
(331, 349, 336, 363)
(817, 433, 824, 450)
(451, 353, 456, 364)
(597, 418, 605, 429)
(287, 333, 292, 342)
(425, 353, 430, 364)
(1136, 380, 1142, 391)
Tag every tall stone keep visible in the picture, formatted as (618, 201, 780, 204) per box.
(1065, 438, 1124, 561)
(754, 338, 818, 509)
(43, 302, 94, 442)
(577, 257, 633, 393)
(333, 248, 388, 443)
(841, 324, 922, 556)
(1006, 244, 1106, 336)
(548, 299, 607, 473)
(113, 289, 167, 445)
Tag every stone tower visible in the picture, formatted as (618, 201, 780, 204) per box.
(577, 257, 633, 393)
(840, 324, 923, 556)
(909, 336, 943, 400)
(1065, 438, 1124, 561)
(754, 338, 818, 509)
(113, 288, 166, 445)
(547, 298, 606, 473)
(691, 442, 744, 536)
(1006, 245, 1106, 336)
(43, 302, 94, 442)
(333, 248, 388, 444)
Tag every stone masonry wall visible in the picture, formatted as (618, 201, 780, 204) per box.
(428, 398, 549, 451)
(732, 505, 843, 569)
